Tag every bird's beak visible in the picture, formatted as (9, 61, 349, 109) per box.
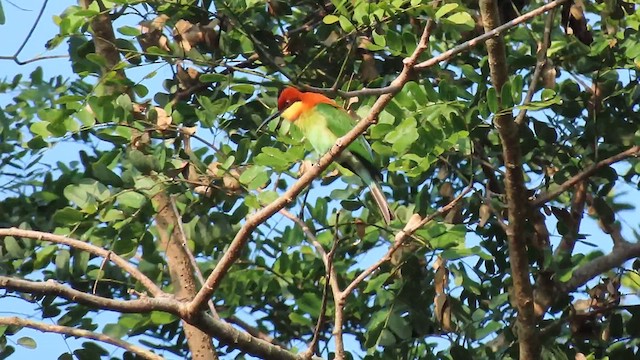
(258, 110, 282, 133)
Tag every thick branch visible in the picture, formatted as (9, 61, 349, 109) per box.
(0, 276, 317, 360)
(0, 316, 163, 360)
(189, 314, 321, 360)
(558, 242, 640, 293)
(226, 315, 284, 347)
(532, 145, 640, 207)
(480, 1, 538, 359)
(153, 191, 217, 359)
(0, 228, 163, 297)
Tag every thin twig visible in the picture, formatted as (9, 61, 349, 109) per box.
(280, 209, 328, 267)
(326, 213, 345, 358)
(0, 316, 163, 360)
(305, 214, 341, 359)
(340, 185, 472, 298)
(514, 7, 556, 126)
(280, 208, 339, 358)
(304, 0, 570, 99)
(0, 228, 163, 297)
(93, 251, 112, 295)
(0, 0, 49, 65)
(531, 145, 640, 207)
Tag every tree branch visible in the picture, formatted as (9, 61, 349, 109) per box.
(0, 316, 163, 360)
(531, 145, 640, 207)
(415, 0, 567, 70)
(326, 219, 344, 359)
(555, 181, 587, 254)
(0, 276, 318, 360)
(305, 0, 569, 98)
(226, 315, 285, 348)
(514, 6, 556, 126)
(0, 228, 164, 297)
(558, 242, 640, 293)
(0, 276, 178, 314)
(480, 0, 539, 358)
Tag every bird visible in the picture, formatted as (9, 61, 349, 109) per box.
(262, 87, 394, 224)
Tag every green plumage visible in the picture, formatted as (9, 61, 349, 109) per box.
(295, 104, 380, 178)
(292, 102, 393, 224)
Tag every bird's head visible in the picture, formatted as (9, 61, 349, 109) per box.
(277, 87, 335, 122)
(258, 87, 336, 132)
(277, 87, 303, 112)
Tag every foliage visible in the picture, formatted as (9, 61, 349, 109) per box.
(0, 0, 640, 359)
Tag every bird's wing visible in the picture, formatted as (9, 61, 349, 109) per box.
(314, 103, 374, 162)
(314, 103, 382, 182)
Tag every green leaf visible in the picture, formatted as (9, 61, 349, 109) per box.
(0, 0, 5, 25)
(338, 15, 354, 32)
(53, 207, 85, 225)
(500, 81, 514, 108)
(199, 73, 227, 83)
(323, 14, 339, 24)
(533, 120, 557, 143)
(487, 87, 498, 113)
(387, 314, 411, 340)
(384, 117, 419, 154)
(258, 190, 278, 206)
(34, 245, 57, 269)
(117, 191, 146, 209)
(231, 84, 255, 94)
(150, 311, 176, 325)
(440, 247, 475, 260)
(17, 337, 37, 349)
(103, 323, 127, 338)
(92, 163, 123, 187)
(364, 273, 391, 294)
(73, 251, 90, 276)
(297, 292, 321, 318)
(55, 250, 71, 279)
(239, 165, 268, 190)
(447, 11, 475, 29)
(27, 136, 49, 150)
(117, 25, 141, 36)
(473, 320, 502, 340)
(435, 3, 458, 19)
(372, 30, 386, 47)
(4, 237, 23, 257)
(376, 328, 396, 346)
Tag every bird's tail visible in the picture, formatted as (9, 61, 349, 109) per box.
(368, 182, 394, 225)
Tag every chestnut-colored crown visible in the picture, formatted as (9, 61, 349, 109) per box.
(277, 87, 303, 111)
